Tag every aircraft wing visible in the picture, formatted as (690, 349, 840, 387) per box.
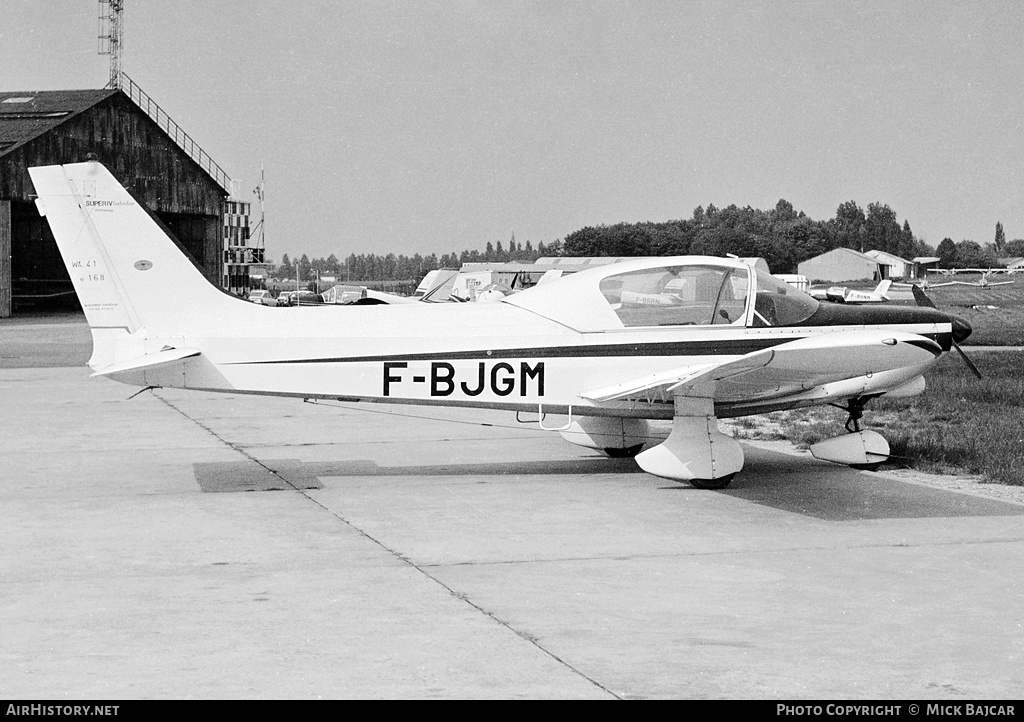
(580, 329, 940, 405)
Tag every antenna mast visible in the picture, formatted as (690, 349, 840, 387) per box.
(251, 165, 266, 253)
(98, 0, 124, 89)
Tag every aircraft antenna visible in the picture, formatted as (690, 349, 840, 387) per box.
(98, 0, 125, 90)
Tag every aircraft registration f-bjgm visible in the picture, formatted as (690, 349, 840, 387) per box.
(30, 161, 975, 488)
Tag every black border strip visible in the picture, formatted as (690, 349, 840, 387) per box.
(227, 332, 952, 366)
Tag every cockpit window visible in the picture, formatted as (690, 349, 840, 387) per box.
(600, 265, 750, 327)
(751, 270, 819, 327)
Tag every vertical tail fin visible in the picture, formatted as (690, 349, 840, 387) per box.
(29, 161, 236, 335)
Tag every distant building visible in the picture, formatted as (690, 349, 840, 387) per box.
(864, 250, 912, 279)
(798, 248, 883, 283)
(0, 82, 260, 317)
(910, 256, 941, 279)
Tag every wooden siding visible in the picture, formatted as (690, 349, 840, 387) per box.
(0, 93, 225, 215)
(0, 200, 10, 317)
(0, 92, 225, 286)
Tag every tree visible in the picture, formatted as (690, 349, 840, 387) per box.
(297, 254, 312, 281)
(278, 253, 294, 280)
(995, 222, 1006, 256)
(1005, 239, 1024, 256)
(864, 203, 902, 255)
(954, 240, 991, 269)
(771, 199, 797, 224)
(899, 220, 917, 261)
(936, 238, 957, 267)
(833, 200, 866, 250)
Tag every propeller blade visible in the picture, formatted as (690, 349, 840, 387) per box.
(911, 284, 980, 377)
(912, 284, 936, 309)
(953, 342, 983, 379)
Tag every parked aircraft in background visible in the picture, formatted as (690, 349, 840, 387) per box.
(929, 267, 1011, 277)
(892, 277, 960, 291)
(944, 271, 1014, 288)
(30, 161, 977, 488)
(917, 270, 1014, 288)
(808, 280, 892, 304)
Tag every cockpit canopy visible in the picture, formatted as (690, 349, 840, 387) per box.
(504, 257, 820, 332)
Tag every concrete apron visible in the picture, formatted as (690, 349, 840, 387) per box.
(2, 367, 1022, 699)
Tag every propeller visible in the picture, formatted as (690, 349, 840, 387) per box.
(911, 285, 982, 379)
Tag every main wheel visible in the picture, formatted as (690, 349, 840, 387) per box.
(603, 444, 644, 458)
(689, 473, 736, 490)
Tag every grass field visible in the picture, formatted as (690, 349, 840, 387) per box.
(840, 273, 1024, 345)
(919, 273, 1024, 346)
(731, 350, 1024, 485)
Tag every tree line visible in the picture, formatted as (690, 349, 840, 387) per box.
(274, 237, 564, 283)
(270, 200, 1021, 283)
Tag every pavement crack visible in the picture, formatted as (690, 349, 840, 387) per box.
(297, 490, 623, 700)
(152, 391, 621, 698)
(154, 393, 307, 492)
(419, 536, 1024, 569)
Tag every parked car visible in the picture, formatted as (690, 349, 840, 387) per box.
(247, 290, 277, 306)
(293, 291, 324, 306)
(277, 291, 323, 306)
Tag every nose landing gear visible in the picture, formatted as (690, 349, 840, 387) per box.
(809, 395, 890, 471)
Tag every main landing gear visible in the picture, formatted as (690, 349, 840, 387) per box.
(634, 396, 744, 488)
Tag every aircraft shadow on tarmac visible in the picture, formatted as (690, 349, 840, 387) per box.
(193, 452, 1024, 522)
(713, 450, 1024, 521)
(193, 456, 642, 493)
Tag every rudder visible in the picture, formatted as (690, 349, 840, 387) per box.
(29, 161, 239, 336)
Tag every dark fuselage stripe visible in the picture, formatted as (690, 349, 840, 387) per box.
(231, 329, 952, 365)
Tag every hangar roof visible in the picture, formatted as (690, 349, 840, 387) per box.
(0, 90, 118, 158)
(864, 249, 911, 265)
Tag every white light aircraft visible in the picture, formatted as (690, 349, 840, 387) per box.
(808, 280, 892, 304)
(893, 277, 958, 290)
(945, 271, 1014, 289)
(30, 161, 977, 488)
(914, 270, 1013, 289)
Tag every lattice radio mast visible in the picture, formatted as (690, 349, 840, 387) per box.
(98, 0, 124, 89)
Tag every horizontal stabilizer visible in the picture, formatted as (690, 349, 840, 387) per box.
(91, 347, 201, 378)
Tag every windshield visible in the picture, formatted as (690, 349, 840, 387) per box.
(752, 270, 820, 326)
(600, 264, 750, 327)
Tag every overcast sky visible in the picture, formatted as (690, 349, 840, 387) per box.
(2, 1, 1022, 262)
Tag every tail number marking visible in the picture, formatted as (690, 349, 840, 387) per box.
(384, 361, 545, 398)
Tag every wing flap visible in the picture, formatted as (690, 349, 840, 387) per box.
(581, 350, 775, 403)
